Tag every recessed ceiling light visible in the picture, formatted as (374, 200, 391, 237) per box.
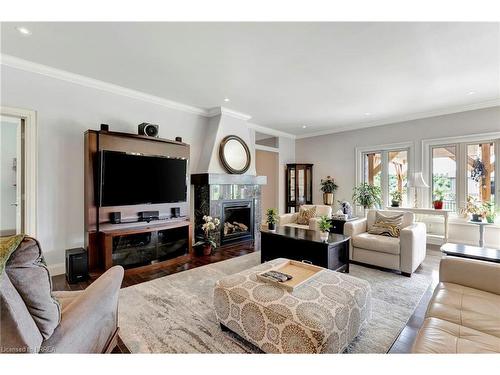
(365, 112, 371, 116)
(224, 97, 230, 102)
(15, 26, 32, 36)
(467, 91, 476, 95)
(302, 125, 307, 129)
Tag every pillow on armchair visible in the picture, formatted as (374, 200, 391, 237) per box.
(297, 206, 317, 225)
(367, 212, 404, 238)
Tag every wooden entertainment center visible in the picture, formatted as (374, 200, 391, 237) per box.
(84, 129, 192, 273)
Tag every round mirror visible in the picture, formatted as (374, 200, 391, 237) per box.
(219, 135, 251, 174)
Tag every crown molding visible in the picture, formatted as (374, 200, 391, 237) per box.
(1, 54, 208, 116)
(206, 106, 252, 121)
(296, 99, 500, 139)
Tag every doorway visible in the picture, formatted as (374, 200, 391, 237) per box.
(0, 115, 23, 235)
(255, 149, 279, 221)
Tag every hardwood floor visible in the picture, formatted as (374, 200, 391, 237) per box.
(52, 240, 256, 291)
(51, 241, 438, 354)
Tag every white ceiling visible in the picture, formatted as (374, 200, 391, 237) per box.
(1, 22, 499, 136)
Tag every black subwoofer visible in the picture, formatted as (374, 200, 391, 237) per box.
(65, 248, 88, 284)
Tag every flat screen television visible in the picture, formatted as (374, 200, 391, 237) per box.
(99, 150, 187, 207)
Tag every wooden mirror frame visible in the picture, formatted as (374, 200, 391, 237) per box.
(219, 135, 251, 174)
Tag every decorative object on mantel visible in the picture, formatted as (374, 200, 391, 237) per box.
(352, 183, 382, 214)
(320, 176, 338, 205)
(432, 188, 444, 210)
(318, 215, 332, 241)
(390, 190, 402, 207)
(266, 208, 278, 231)
(218, 135, 251, 174)
(407, 172, 429, 208)
(339, 200, 353, 218)
(194, 215, 220, 255)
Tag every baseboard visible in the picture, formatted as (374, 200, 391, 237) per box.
(48, 262, 65, 276)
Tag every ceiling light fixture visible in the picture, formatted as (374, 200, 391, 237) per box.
(364, 112, 371, 116)
(302, 125, 307, 129)
(467, 91, 476, 95)
(15, 26, 32, 35)
(224, 97, 230, 102)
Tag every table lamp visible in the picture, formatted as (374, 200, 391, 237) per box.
(408, 172, 429, 208)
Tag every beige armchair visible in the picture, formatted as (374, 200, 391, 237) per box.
(278, 204, 332, 231)
(0, 236, 124, 353)
(344, 209, 426, 276)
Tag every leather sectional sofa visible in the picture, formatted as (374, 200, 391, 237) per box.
(412, 256, 500, 353)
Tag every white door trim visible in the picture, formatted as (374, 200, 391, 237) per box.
(0, 106, 37, 237)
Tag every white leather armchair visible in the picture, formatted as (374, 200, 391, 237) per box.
(344, 210, 426, 276)
(278, 205, 332, 231)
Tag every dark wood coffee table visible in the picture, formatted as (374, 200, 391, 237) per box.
(260, 226, 350, 272)
(441, 242, 500, 263)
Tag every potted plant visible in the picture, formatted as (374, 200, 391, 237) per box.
(483, 201, 496, 224)
(352, 183, 382, 213)
(391, 190, 402, 207)
(266, 208, 278, 231)
(320, 176, 339, 205)
(194, 215, 220, 255)
(465, 196, 483, 222)
(318, 215, 332, 241)
(432, 188, 444, 210)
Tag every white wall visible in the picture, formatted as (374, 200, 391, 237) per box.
(296, 106, 500, 247)
(1, 65, 209, 268)
(0, 119, 18, 233)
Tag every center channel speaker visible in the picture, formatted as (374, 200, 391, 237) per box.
(138, 122, 159, 137)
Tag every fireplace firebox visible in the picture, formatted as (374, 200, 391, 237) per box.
(220, 200, 254, 244)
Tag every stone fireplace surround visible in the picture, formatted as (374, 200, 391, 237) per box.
(191, 173, 267, 248)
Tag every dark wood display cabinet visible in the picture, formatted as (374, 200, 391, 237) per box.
(285, 163, 313, 213)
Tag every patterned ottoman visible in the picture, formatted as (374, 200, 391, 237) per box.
(214, 258, 371, 353)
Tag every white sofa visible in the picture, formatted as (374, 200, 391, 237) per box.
(344, 209, 426, 276)
(278, 204, 332, 231)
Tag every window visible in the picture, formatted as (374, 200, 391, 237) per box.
(363, 152, 382, 189)
(359, 145, 411, 207)
(426, 135, 499, 213)
(431, 146, 457, 211)
(388, 150, 408, 205)
(467, 142, 495, 207)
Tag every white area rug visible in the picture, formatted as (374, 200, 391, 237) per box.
(118, 251, 440, 353)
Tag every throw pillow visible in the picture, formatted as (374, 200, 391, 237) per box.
(297, 206, 317, 225)
(5, 237, 61, 339)
(367, 212, 404, 238)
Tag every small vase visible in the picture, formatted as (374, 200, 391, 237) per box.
(203, 244, 213, 256)
(268, 222, 276, 231)
(486, 216, 494, 224)
(391, 200, 400, 207)
(320, 231, 329, 241)
(323, 193, 334, 205)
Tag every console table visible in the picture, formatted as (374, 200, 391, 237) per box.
(386, 207, 451, 243)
